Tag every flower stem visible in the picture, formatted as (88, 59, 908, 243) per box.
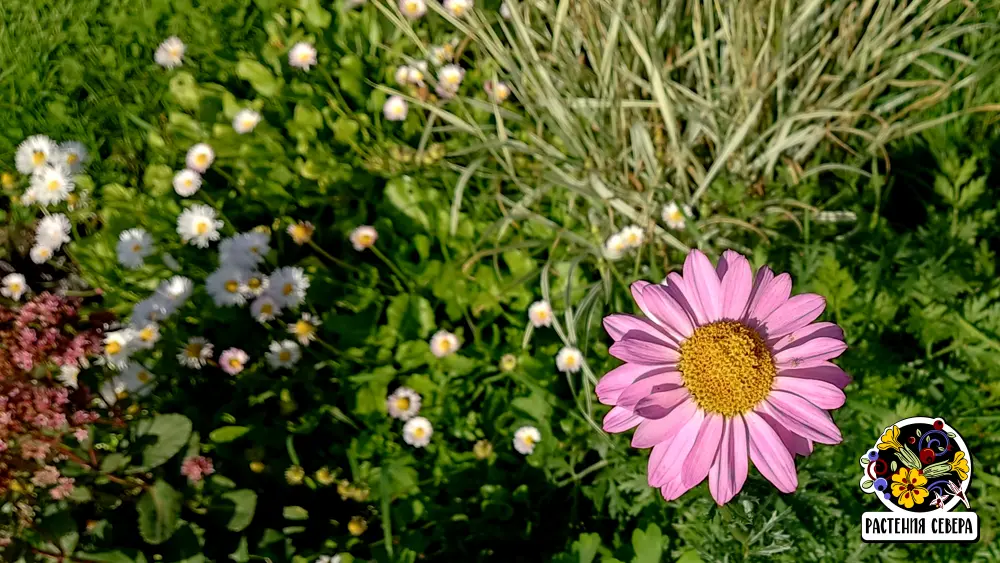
(370, 245, 412, 291)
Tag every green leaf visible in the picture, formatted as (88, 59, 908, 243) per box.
(210, 426, 251, 443)
(283, 506, 309, 520)
(631, 523, 664, 563)
(575, 532, 601, 563)
(229, 537, 250, 563)
(385, 176, 430, 230)
(82, 551, 147, 563)
(221, 490, 258, 532)
(137, 480, 183, 545)
(39, 510, 78, 554)
(236, 60, 282, 97)
(299, 0, 332, 28)
(100, 453, 131, 474)
(131, 414, 193, 472)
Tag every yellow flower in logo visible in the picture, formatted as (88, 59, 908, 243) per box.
(949, 451, 969, 481)
(890, 467, 929, 509)
(878, 425, 903, 451)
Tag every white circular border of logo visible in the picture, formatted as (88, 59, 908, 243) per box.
(860, 416, 972, 514)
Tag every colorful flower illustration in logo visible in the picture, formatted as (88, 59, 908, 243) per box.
(859, 417, 972, 513)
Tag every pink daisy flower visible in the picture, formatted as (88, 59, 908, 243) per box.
(219, 348, 249, 375)
(598, 249, 848, 505)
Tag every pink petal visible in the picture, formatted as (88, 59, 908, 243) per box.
(680, 413, 725, 488)
(772, 377, 846, 410)
(648, 410, 704, 487)
(709, 417, 749, 505)
(715, 249, 744, 280)
(761, 392, 843, 444)
(603, 314, 674, 344)
(757, 411, 813, 457)
(632, 399, 701, 448)
(744, 411, 798, 493)
(760, 294, 826, 340)
(660, 475, 698, 501)
(597, 364, 673, 405)
(747, 273, 791, 325)
(742, 266, 774, 318)
(634, 388, 690, 419)
(777, 362, 851, 389)
(666, 272, 708, 326)
(630, 281, 659, 323)
(719, 253, 752, 320)
(617, 372, 684, 409)
(684, 250, 723, 322)
(770, 322, 844, 351)
(773, 337, 847, 368)
(609, 336, 680, 365)
(603, 406, 642, 433)
(640, 285, 695, 339)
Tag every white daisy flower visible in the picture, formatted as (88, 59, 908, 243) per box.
(266, 340, 301, 369)
(443, 0, 472, 17)
(603, 233, 626, 260)
(250, 295, 281, 323)
(173, 169, 202, 197)
(394, 66, 412, 86)
(267, 266, 309, 309)
(134, 323, 161, 350)
(1, 273, 28, 301)
(30, 165, 74, 206)
(185, 143, 215, 173)
(437, 64, 465, 93)
(513, 426, 541, 455)
(386, 387, 421, 421)
(499, 1, 512, 19)
(154, 36, 185, 68)
(620, 225, 644, 248)
(407, 63, 428, 85)
(116, 228, 154, 269)
(21, 187, 39, 205)
(103, 329, 135, 370)
(219, 231, 269, 269)
(232, 109, 261, 134)
(428, 45, 455, 66)
(349, 225, 378, 251)
(130, 297, 172, 326)
(58, 365, 80, 389)
(206, 266, 248, 307)
(288, 313, 321, 346)
(398, 0, 427, 19)
(242, 272, 269, 297)
(35, 214, 71, 249)
(177, 337, 214, 369)
(286, 221, 314, 245)
(58, 141, 89, 174)
(155, 276, 193, 309)
(289, 42, 317, 70)
(555, 346, 583, 373)
(30, 245, 54, 264)
(177, 204, 223, 248)
(383, 96, 408, 122)
(661, 201, 690, 230)
(485, 80, 511, 103)
(121, 363, 156, 394)
(15, 135, 56, 175)
(528, 300, 553, 328)
(402, 416, 433, 447)
(316, 555, 342, 563)
(429, 330, 459, 358)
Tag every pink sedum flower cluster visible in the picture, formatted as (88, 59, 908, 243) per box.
(0, 292, 102, 373)
(181, 455, 215, 483)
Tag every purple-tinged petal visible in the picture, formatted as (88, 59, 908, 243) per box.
(760, 392, 843, 444)
(777, 362, 851, 389)
(618, 372, 683, 408)
(715, 249, 744, 280)
(745, 411, 798, 493)
(631, 399, 701, 449)
(719, 253, 753, 320)
(666, 272, 708, 326)
(773, 337, 847, 368)
(681, 413, 725, 488)
(741, 266, 774, 319)
(630, 281, 660, 323)
(634, 387, 690, 419)
(648, 409, 704, 486)
(772, 377, 846, 410)
(597, 364, 673, 405)
(609, 335, 680, 365)
(604, 314, 674, 344)
(660, 475, 699, 501)
(640, 285, 695, 339)
(757, 410, 813, 457)
(709, 417, 749, 505)
(685, 250, 723, 322)
(770, 322, 844, 351)
(747, 273, 792, 326)
(603, 406, 642, 433)
(760, 294, 826, 340)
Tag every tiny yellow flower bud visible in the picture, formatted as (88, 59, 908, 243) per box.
(499, 354, 517, 372)
(473, 439, 493, 459)
(315, 467, 336, 486)
(347, 516, 368, 536)
(249, 461, 265, 473)
(285, 465, 305, 485)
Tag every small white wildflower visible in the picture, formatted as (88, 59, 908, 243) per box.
(177, 337, 214, 369)
(386, 387, 421, 420)
(661, 201, 690, 231)
(156, 276, 194, 308)
(185, 143, 215, 173)
(35, 214, 71, 249)
(1, 273, 27, 301)
(219, 232, 269, 269)
(443, 0, 473, 17)
(266, 340, 301, 369)
(232, 109, 261, 134)
(267, 266, 309, 309)
(437, 64, 465, 93)
(120, 363, 156, 396)
(134, 323, 161, 350)
(485, 80, 511, 103)
(154, 36, 185, 68)
(58, 365, 80, 389)
(621, 225, 644, 248)
(513, 426, 541, 455)
(242, 272, 269, 297)
(429, 330, 459, 358)
(428, 45, 455, 66)
(103, 329, 135, 370)
(15, 135, 56, 175)
(555, 346, 583, 373)
(177, 204, 223, 248)
(30, 245, 54, 264)
(286, 221, 314, 245)
(289, 42, 317, 70)
(30, 165, 74, 206)
(206, 266, 248, 307)
(288, 313, 321, 346)
(528, 300, 553, 328)
(130, 297, 171, 326)
(58, 142, 88, 174)
(406, 63, 427, 85)
(349, 225, 378, 251)
(116, 228, 154, 269)
(315, 556, 342, 563)
(250, 295, 281, 323)
(383, 96, 408, 122)
(499, 1, 512, 19)
(403, 416, 433, 447)
(398, 0, 427, 19)
(173, 169, 202, 197)
(394, 66, 412, 86)
(603, 233, 626, 260)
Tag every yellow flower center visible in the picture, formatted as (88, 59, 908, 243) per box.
(679, 320, 776, 417)
(668, 211, 683, 222)
(248, 278, 262, 290)
(47, 180, 60, 191)
(413, 427, 426, 438)
(438, 339, 452, 352)
(137, 370, 152, 383)
(39, 248, 51, 258)
(67, 153, 79, 164)
(278, 350, 291, 362)
(106, 341, 122, 355)
(132, 243, 142, 252)
(185, 343, 203, 357)
(184, 179, 193, 187)
(9, 283, 21, 292)
(395, 397, 410, 411)
(32, 151, 46, 165)
(195, 153, 208, 167)
(523, 435, 535, 446)
(282, 283, 294, 296)
(196, 221, 209, 235)
(225, 280, 240, 293)
(290, 224, 311, 242)
(564, 354, 577, 367)
(139, 327, 155, 341)
(229, 358, 242, 368)
(358, 233, 372, 246)
(260, 303, 273, 315)
(168, 46, 181, 57)
(405, 0, 418, 11)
